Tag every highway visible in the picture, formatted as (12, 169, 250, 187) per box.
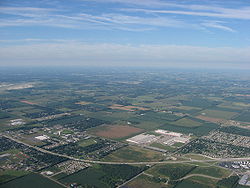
(3, 134, 250, 165)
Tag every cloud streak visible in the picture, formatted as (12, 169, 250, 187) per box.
(1, 0, 248, 33)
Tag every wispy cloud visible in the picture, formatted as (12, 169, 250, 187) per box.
(121, 7, 250, 20)
(1, 0, 248, 32)
(201, 21, 235, 32)
(0, 6, 188, 31)
(85, 0, 250, 20)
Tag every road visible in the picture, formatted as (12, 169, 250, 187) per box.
(3, 134, 250, 165)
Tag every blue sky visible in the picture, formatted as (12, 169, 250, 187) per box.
(0, 0, 249, 69)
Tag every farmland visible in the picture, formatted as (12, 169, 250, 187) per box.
(89, 125, 144, 139)
(0, 68, 249, 187)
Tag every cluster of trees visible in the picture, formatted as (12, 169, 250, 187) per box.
(99, 164, 147, 188)
(42, 115, 107, 131)
(158, 164, 196, 180)
(219, 126, 250, 137)
(217, 175, 239, 188)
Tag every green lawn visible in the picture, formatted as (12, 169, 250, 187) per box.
(77, 138, 97, 147)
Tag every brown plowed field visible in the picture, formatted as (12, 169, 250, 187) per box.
(20, 100, 37, 105)
(92, 125, 144, 138)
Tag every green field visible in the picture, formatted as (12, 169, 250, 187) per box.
(149, 142, 176, 151)
(126, 174, 168, 188)
(198, 109, 238, 119)
(102, 146, 165, 162)
(0, 170, 29, 184)
(160, 122, 219, 136)
(175, 176, 217, 188)
(0, 173, 64, 188)
(233, 111, 250, 122)
(147, 163, 197, 180)
(172, 118, 202, 127)
(190, 166, 231, 178)
(77, 138, 97, 147)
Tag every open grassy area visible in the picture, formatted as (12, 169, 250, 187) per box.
(149, 142, 176, 151)
(190, 166, 231, 178)
(147, 163, 197, 180)
(233, 111, 250, 122)
(183, 154, 214, 160)
(160, 122, 219, 136)
(77, 138, 97, 147)
(133, 121, 162, 131)
(0, 170, 29, 184)
(172, 117, 202, 127)
(198, 109, 238, 120)
(89, 125, 144, 139)
(125, 174, 168, 188)
(102, 146, 165, 162)
(175, 176, 217, 188)
(0, 173, 64, 188)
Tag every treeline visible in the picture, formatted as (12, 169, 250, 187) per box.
(219, 126, 250, 137)
(99, 164, 147, 188)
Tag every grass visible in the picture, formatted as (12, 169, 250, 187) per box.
(147, 163, 197, 180)
(77, 138, 97, 147)
(102, 145, 165, 162)
(175, 176, 217, 188)
(198, 109, 238, 120)
(183, 154, 213, 160)
(59, 167, 107, 188)
(0, 173, 64, 188)
(233, 111, 250, 122)
(190, 166, 231, 178)
(172, 118, 202, 128)
(61, 129, 74, 134)
(160, 122, 219, 136)
(149, 142, 176, 151)
(126, 174, 168, 188)
(0, 170, 29, 184)
(133, 121, 162, 130)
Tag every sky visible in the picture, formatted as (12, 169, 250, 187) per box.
(0, 0, 249, 69)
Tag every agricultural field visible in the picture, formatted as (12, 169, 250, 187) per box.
(0, 68, 249, 187)
(233, 111, 250, 122)
(175, 176, 218, 188)
(0, 173, 64, 188)
(89, 125, 144, 139)
(172, 117, 202, 127)
(125, 174, 169, 188)
(197, 109, 238, 120)
(102, 145, 165, 162)
(190, 166, 231, 178)
(146, 163, 197, 181)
